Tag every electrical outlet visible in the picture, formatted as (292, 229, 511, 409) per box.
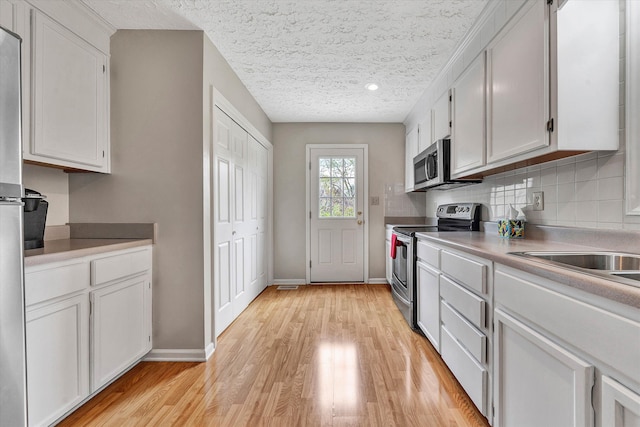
(371, 196, 380, 206)
(533, 191, 544, 211)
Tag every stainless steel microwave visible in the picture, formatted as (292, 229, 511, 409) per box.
(413, 139, 481, 191)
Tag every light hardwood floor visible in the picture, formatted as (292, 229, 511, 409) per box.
(60, 284, 489, 426)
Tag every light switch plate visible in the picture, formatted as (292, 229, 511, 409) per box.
(371, 196, 380, 206)
(533, 191, 544, 211)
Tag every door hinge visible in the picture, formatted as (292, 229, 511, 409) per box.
(310, 260, 312, 268)
(149, 335, 151, 342)
(102, 150, 105, 158)
(546, 118, 554, 132)
(309, 162, 312, 170)
(309, 211, 312, 219)
(89, 301, 92, 316)
(449, 120, 452, 128)
(449, 95, 452, 102)
(103, 64, 106, 73)
(547, 0, 553, 4)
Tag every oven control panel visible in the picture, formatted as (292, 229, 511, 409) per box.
(436, 203, 480, 220)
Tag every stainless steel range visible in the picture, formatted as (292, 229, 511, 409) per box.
(390, 203, 481, 329)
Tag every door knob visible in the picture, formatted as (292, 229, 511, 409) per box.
(357, 220, 363, 225)
(358, 211, 362, 215)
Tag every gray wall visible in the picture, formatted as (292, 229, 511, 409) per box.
(272, 123, 405, 281)
(69, 30, 271, 352)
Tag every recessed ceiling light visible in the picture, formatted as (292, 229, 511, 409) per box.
(365, 83, 379, 91)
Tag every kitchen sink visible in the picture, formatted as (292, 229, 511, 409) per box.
(609, 272, 640, 282)
(512, 252, 640, 271)
(508, 251, 640, 288)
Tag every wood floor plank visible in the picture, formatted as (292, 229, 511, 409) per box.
(59, 284, 489, 426)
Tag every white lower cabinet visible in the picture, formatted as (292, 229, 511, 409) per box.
(25, 245, 153, 426)
(91, 275, 152, 392)
(493, 308, 594, 427)
(416, 260, 440, 350)
(26, 293, 89, 427)
(601, 376, 640, 427)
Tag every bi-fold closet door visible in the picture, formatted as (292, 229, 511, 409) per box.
(213, 107, 268, 337)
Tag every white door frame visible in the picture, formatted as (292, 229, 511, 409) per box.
(305, 144, 369, 284)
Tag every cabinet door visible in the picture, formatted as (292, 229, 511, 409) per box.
(432, 91, 451, 142)
(601, 376, 640, 427)
(0, 1, 14, 28)
(451, 54, 486, 176)
(418, 113, 433, 152)
(91, 275, 150, 391)
(404, 126, 418, 192)
(487, 0, 549, 164)
(494, 308, 594, 427)
(29, 10, 108, 172)
(26, 294, 89, 427)
(416, 261, 440, 350)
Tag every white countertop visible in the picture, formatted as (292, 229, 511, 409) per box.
(25, 238, 153, 267)
(415, 230, 640, 309)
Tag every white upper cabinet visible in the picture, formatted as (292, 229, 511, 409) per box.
(553, 0, 619, 151)
(626, 0, 640, 215)
(487, 0, 549, 164)
(417, 112, 433, 153)
(451, 53, 486, 177)
(405, 0, 620, 178)
(25, 9, 109, 172)
(432, 90, 451, 143)
(404, 126, 418, 192)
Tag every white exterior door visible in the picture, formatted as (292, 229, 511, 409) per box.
(309, 147, 365, 282)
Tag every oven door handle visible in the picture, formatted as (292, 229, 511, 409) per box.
(391, 282, 410, 306)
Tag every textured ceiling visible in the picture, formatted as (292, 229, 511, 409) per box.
(82, 0, 487, 123)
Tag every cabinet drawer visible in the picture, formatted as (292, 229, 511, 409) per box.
(441, 325, 488, 415)
(91, 248, 151, 286)
(441, 250, 487, 294)
(417, 240, 440, 268)
(25, 261, 89, 307)
(440, 275, 485, 329)
(441, 300, 486, 363)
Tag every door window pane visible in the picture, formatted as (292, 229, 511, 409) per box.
(318, 156, 356, 218)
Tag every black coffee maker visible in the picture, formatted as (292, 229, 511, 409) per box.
(23, 188, 48, 250)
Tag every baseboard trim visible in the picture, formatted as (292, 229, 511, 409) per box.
(143, 348, 208, 362)
(368, 278, 390, 284)
(204, 343, 215, 360)
(272, 279, 306, 285)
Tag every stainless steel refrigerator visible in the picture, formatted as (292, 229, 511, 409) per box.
(0, 25, 28, 426)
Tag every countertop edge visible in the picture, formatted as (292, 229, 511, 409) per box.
(415, 232, 640, 310)
(24, 239, 153, 268)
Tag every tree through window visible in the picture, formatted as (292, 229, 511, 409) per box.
(318, 157, 356, 218)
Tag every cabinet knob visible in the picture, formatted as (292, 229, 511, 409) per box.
(357, 220, 363, 225)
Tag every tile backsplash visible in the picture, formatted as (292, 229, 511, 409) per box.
(425, 151, 640, 231)
(385, 183, 426, 217)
